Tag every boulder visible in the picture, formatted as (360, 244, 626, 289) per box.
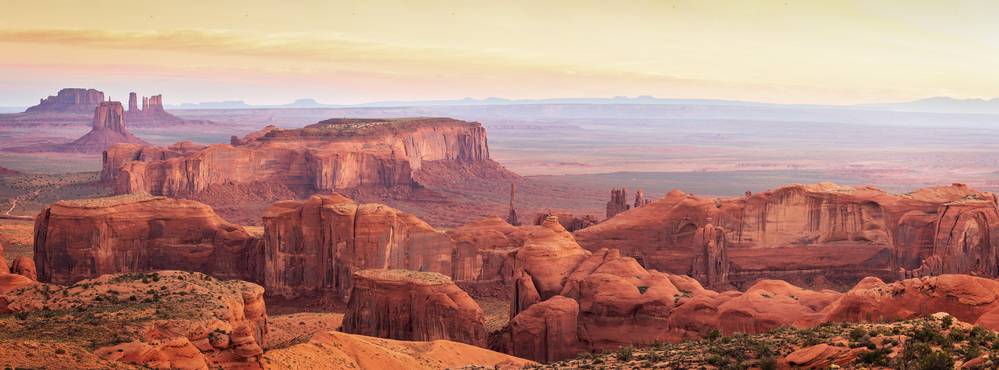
(9, 257, 36, 281)
(493, 295, 579, 363)
(341, 269, 486, 346)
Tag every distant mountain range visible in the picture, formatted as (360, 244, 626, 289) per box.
(157, 95, 999, 115)
(862, 97, 999, 115)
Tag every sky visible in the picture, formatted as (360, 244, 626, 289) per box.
(2, 0, 999, 106)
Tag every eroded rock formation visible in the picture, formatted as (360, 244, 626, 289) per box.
(496, 242, 999, 362)
(575, 183, 999, 289)
(261, 194, 454, 300)
(126, 92, 183, 124)
(606, 188, 630, 219)
(103, 118, 509, 198)
(0, 271, 267, 369)
(33, 193, 261, 285)
(532, 211, 597, 232)
(341, 269, 486, 346)
(56, 101, 150, 153)
(25, 88, 105, 114)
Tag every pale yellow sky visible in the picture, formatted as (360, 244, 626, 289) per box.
(2, 0, 998, 105)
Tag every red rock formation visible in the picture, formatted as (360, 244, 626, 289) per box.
(9, 257, 36, 281)
(25, 88, 105, 114)
(128, 92, 139, 113)
(634, 188, 650, 208)
(33, 194, 261, 285)
(605, 188, 630, 219)
(56, 101, 150, 153)
(507, 182, 520, 226)
(575, 183, 999, 289)
(688, 218, 730, 287)
(126, 93, 183, 124)
(0, 271, 267, 369)
(532, 211, 597, 232)
(492, 295, 579, 363)
(341, 269, 486, 346)
(261, 195, 455, 300)
(103, 118, 506, 198)
(816, 274, 999, 329)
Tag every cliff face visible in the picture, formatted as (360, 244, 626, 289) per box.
(103, 118, 498, 197)
(33, 194, 261, 285)
(341, 269, 486, 346)
(574, 183, 999, 289)
(25, 88, 104, 114)
(261, 194, 455, 300)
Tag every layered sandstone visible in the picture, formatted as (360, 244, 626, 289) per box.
(497, 244, 999, 362)
(261, 194, 454, 300)
(341, 269, 486, 346)
(33, 193, 261, 285)
(103, 117, 503, 197)
(57, 101, 150, 153)
(0, 271, 267, 369)
(575, 183, 999, 289)
(25, 88, 104, 114)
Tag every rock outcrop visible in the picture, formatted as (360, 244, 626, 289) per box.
(25, 88, 105, 114)
(575, 183, 999, 289)
(606, 188, 630, 219)
(56, 101, 150, 153)
(9, 257, 36, 281)
(532, 211, 597, 232)
(341, 269, 486, 346)
(497, 244, 999, 362)
(0, 270, 267, 369)
(126, 92, 184, 124)
(261, 195, 455, 300)
(33, 193, 261, 285)
(103, 118, 504, 197)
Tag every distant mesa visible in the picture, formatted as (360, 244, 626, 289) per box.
(24, 88, 105, 114)
(7, 100, 151, 154)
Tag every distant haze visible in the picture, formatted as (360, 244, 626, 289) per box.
(3, 1, 999, 106)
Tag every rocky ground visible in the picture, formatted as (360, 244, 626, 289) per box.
(540, 314, 997, 369)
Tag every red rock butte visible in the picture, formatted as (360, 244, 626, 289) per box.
(574, 182, 999, 290)
(102, 117, 513, 198)
(24, 88, 105, 114)
(54, 101, 150, 153)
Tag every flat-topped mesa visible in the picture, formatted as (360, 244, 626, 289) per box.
(33, 193, 261, 285)
(574, 182, 999, 290)
(102, 117, 505, 197)
(341, 269, 486, 346)
(25, 88, 105, 114)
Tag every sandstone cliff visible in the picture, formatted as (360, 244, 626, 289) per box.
(126, 92, 184, 124)
(261, 194, 454, 300)
(25, 88, 104, 114)
(103, 117, 505, 197)
(574, 183, 999, 289)
(341, 269, 486, 346)
(33, 193, 261, 285)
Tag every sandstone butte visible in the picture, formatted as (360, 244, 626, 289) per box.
(341, 269, 486, 346)
(126, 92, 185, 124)
(24, 88, 105, 114)
(574, 182, 999, 290)
(56, 100, 150, 153)
(101, 117, 515, 198)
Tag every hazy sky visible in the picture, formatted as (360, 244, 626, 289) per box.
(2, 0, 999, 106)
